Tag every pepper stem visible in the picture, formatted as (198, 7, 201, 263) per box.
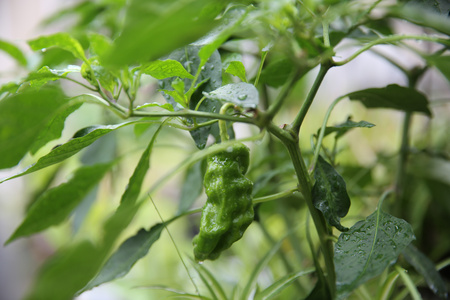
(219, 102, 235, 142)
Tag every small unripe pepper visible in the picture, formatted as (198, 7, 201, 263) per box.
(193, 142, 254, 261)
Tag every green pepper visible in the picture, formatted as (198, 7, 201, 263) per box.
(193, 142, 254, 261)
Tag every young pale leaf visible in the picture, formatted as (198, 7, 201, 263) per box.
(159, 45, 222, 149)
(25, 241, 104, 300)
(402, 244, 448, 298)
(225, 61, 247, 82)
(312, 156, 351, 231)
(0, 39, 27, 66)
(28, 32, 88, 63)
(142, 59, 194, 79)
(135, 102, 174, 112)
(104, 0, 227, 66)
(0, 121, 138, 184)
(334, 210, 415, 299)
(83, 224, 166, 291)
(177, 160, 204, 213)
(0, 87, 67, 169)
(426, 55, 450, 82)
(346, 84, 432, 116)
(203, 82, 259, 108)
(254, 269, 314, 300)
(6, 162, 113, 244)
(319, 119, 375, 139)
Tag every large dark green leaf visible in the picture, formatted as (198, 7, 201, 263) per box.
(159, 45, 222, 149)
(259, 57, 295, 88)
(312, 156, 351, 231)
(104, 0, 228, 66)
(334, 209, 415, 299)
(402, 244, 448, 298)
(0, 121, 138, 183)
(83, 223, 166, 291)
(346, 84, 432, 116)
(5, 162, 114, 244)
(0, 39, 27, 66)
(0, 87, 68, 169)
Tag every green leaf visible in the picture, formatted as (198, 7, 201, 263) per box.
(0, 87, 67, 169)
(24, 241, 105, 300)
(101, 122, 166, 247)
(135, 102, 174, 112)
(346, 84, 432, 116)
(190, 260, 228, 300)
(319, 119, 375, 139)
(6, 162, 113, 244)
(334, 209, 415, 299)
(142, 59, 194, 79)
(87, 57, 118, 92)
(0, 39, 27, 66)
(426, 55, 450, 82)
(30, 102, 83, 155)
(0, 82, 20, 96)
(159, 45, 222, 149)
(88, 32, 112, 57)
(390, 4, 450, 36)
(259, 57, 295, 88)
(0, 121, 139, 183)
(104, 0, 227, 66)
(25, 65, 81, 87)
(254, 269, 314, 300)
(83, 224, 166, 291)
(241, 237, 283, 300)
(197, 6, 249, 65)
(28, 33, 88, 63)
(177, 160, 204, 213)
(203, 82, 259, 108)
(402, 244, 448, 298)
(225, 61, 248, 82)
(312, 156, 351, 231)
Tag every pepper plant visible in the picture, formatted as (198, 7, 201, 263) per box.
(1, 0, 449, 299)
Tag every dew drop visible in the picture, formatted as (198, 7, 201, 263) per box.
(41, 48, 47, 52)
(210, 65, 215, 70)
(238, 94, 248, 100)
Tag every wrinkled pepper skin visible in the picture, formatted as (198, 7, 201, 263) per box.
(193, 143, 254, 261)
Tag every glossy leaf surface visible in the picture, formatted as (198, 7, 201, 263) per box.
(347, 84, 432, 116)
(312, 156, 351, 231)
(319, 119, 375, 139)
(203, 82, 259, 108)
(142, 59, 194, 79)
(335, 209, 415, 299)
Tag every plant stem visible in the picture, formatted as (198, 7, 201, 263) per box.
(132, 109, 256, 125)
(395, 112, 412, 202)
(309, 96, 345, 173)
(265, 70, 299, 120)
(283, 139, 336, 297)
(334, 35, 450, 66)
(291, 63, 332, 133)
